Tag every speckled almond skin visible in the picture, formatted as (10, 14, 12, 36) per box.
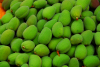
(21, 64, 29, 67)
(71, 5, 82, 20)
(0, 61, 10, 67)
(75, 0, 91, 10)
(15, 6, 29, 19)
(71, 19, 84, 34)
(29, 55, 42, 67)
(70, 34, 83, 45)
(75, 44, 87, 60)
(0, 23, 8, 34)
(69, 58, 79, 67)
(15, 53, 29, 66)
(6, 17, 20, 31)
(67, 46, 76, 57)
(26, 15, 37, 26)
(37, 9, 43, 21)
(58, 10, 71, 26)
(20, 0, 33, 8)
(37, 19, 47, 32)
(86, 45, 94, 56)
(43, 6, 56, 20)
(48, 38, 63, 51)
(56, 38, 71, 53)
(53, 54, 70, 67)
(8, 53, 20, 65)
(63, 26, 71, 38)
(47, 0, 59, 5)
(52, 22, 63, 38)
(33, 32, 40, 46)
(17, 23, 27, 38)
(84, 17, 96, 31)
(52, 13, 61, 20)
(38, 27, 52, 45)
(21, 40, 35, 52)
(10, 0, 19, 8)
(0, 46, 11, 61)
(50, 52, 57, 59)
(23, 25, 37, 40)
(83, 56, 99, 67)
(33, 0, 47, 9)
(10, 2, 21, 14)
(42, 56, 52, 67)
(0, 29, 15, 45)
(81, 11, 93, 19)
(61, 0, 73, 11)
(25, 8, 37, 20)
(94, 32, 100, 45)
(34, 44, 50, 56)
(94, 5, 100, 15)
(96, 12, 100, 21)
(11, 38, 23, 52)
(1, 13, 13, 24)
(2, 0, 13, 10)
(81, 30, 93, 45)
(44, 19, 57, 30)
(52, 3, 61, 13)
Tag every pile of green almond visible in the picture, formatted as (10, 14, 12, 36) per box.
(0, 0, 100, 67)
